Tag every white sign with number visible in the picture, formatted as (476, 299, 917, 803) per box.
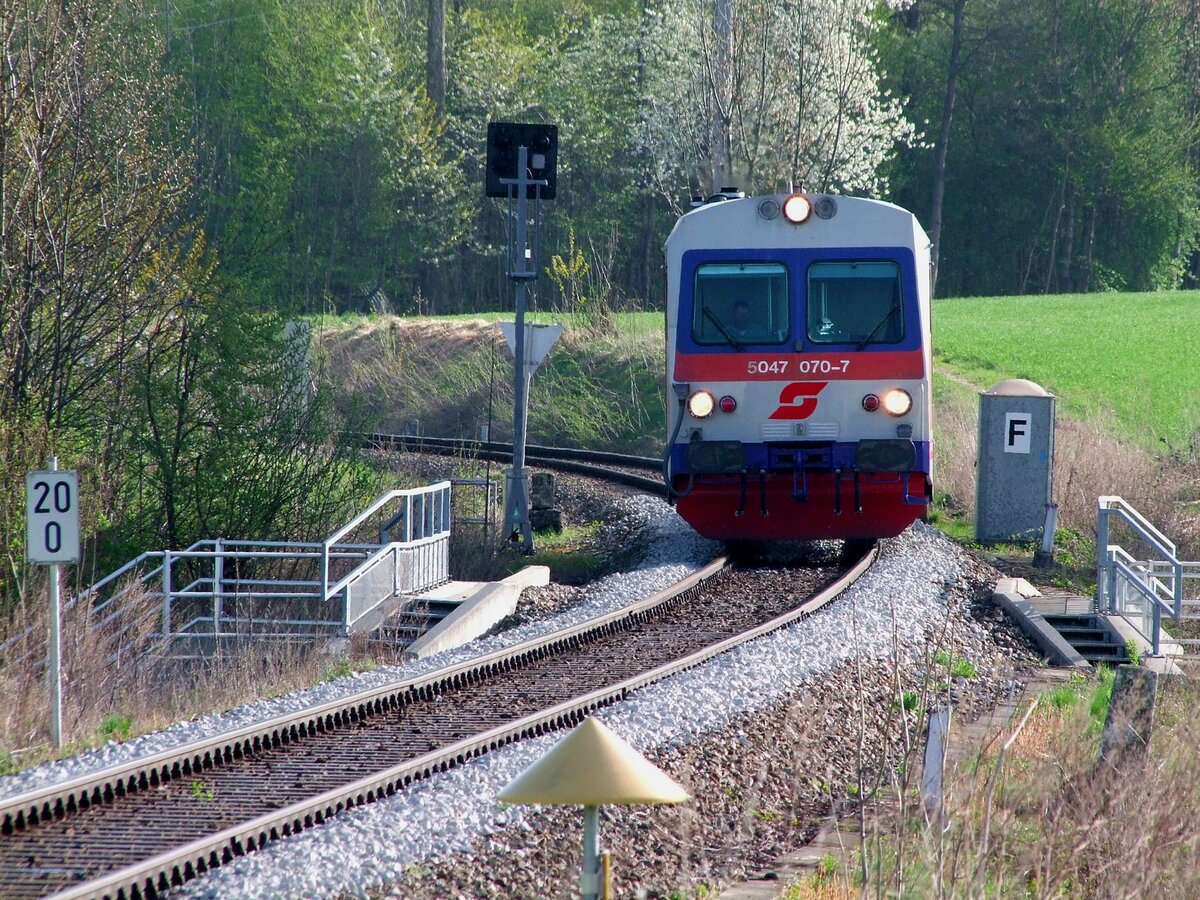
(26, 470, 80, 563)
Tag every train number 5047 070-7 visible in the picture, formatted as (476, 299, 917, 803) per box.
(746, 358, 850, 376)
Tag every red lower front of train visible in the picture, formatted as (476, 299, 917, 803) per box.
(673, 471, 929, 541)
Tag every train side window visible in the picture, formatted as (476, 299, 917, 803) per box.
(806, 261, 904, 346)
(692, 262, 789, 346)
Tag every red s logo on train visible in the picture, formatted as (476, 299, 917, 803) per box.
(768, 382, 828, 420)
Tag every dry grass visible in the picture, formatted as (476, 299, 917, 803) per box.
(785, 672, 1200, 899)
(0, 574, 360, 771)
(933, 372, 1200, 564)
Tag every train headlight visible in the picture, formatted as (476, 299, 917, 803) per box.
(688, 390, 716, 418)
(882, 389, 913, 417)
(782, 193, 812, 224)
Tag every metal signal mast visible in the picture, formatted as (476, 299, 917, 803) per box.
(485, 122, 559, 553)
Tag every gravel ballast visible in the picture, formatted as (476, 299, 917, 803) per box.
(0, 494, 713, 802)
(2, 484, 1044, 899)
(169, 507, 1040, 899)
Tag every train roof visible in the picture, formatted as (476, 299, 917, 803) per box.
(664, 193, 930, 258)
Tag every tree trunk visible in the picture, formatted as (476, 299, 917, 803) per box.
(1084, 203, 1097, 292)
(709, 0, 733, 192)
(426, 0, 446, 115)
(1058, 182, 1075, 291)
(929, 0, 966, 297)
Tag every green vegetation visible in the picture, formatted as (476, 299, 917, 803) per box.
(320, 655, 377, 684)
(515, 522, 610, 585)
(99, 715, 133, 744)
(934, 650, 978, 680)
(933, 291, 1200, 450)
(321, 315, 666, 455)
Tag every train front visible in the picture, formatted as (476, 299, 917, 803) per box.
(664, 191, 933, 542)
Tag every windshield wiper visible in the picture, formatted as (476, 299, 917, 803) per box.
(855, 303, 900, 351)
(703, 306, 744, 351)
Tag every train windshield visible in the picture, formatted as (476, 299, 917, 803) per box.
(692, 262, 789, 347)
(806, 261, 904, 346)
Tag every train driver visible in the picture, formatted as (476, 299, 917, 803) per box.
(729, 300, 757, 339)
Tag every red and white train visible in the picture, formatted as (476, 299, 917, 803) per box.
(664, 190, 933, 542)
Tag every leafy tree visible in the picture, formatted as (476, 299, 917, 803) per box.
(170, 0, 465, 315)
(1, 0, 193, 425)
(124, 253, 375, 550)
(881, 0, 1198, 295)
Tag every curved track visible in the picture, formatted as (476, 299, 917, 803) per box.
(0, 545, 875, 900)
(365, 433, 667, 496)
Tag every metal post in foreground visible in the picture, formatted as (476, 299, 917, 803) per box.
(497, 717, 687, 899)
(921, 705, 951, 828)
(581, 804, 601, 899)
(47, 461, 62, 750)
(27, 454, 78, 751)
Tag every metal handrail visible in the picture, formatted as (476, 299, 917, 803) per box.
(319, 481, 452, 602)
(0, 487, 458, 672)
(22, 483, 458, 662)
(1097, 495, 1177, 558)
(1096, 496, 1185, 657)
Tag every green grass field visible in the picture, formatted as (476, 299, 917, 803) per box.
(932, 291, 1200, 450)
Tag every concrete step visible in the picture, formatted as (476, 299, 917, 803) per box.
(369, 567, 551, 659)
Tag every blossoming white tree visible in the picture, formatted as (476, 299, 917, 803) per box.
(641, 0, 917, 203)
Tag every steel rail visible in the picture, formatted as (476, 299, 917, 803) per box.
(1, 557, 725, 836)
(365, 434, 661, 470)
(37, 546, 873, 900)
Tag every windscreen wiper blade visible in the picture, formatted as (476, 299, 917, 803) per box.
(855, 303, 900, 351)
(703, 306, 744, 351)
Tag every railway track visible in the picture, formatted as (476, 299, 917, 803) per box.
(365, 433, 668, 496)
(0, 544, 875, 900)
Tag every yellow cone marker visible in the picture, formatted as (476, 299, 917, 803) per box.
(499, 717, 689, 899)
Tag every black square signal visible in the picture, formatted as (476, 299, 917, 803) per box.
(486, 122, 557, 199)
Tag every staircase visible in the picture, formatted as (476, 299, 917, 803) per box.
(373, 594, 466, 648)
(1042, 613, 1129, 666)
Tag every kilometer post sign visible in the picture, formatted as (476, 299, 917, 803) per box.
(26, 469, 80, 564)
(27, 463, 78, 748)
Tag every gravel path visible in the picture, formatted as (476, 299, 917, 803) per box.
(167, 506, 1041, 899)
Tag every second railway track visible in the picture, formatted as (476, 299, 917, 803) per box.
(365, 433, 668, 496)
(1, 542, 875, 900)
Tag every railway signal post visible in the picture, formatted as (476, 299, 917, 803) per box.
(486, 121, 558, 553)
(26, 457, 81, 749)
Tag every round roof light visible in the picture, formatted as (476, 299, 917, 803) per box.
(782, 193, 813, 224)
(757, 198, 780, 220)
(813, 195, 838, 220)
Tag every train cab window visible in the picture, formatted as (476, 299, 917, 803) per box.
(692, 262, 789, 347)
(807, 261, 904, 346)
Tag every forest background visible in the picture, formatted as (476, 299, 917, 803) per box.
(3, 0, 1199, 611)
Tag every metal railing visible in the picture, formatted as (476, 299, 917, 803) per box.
(68, 482, 453, 657)
(1095, 496, 1198, 657)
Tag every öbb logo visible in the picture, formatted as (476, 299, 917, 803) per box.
(768, 382, 828, 420)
